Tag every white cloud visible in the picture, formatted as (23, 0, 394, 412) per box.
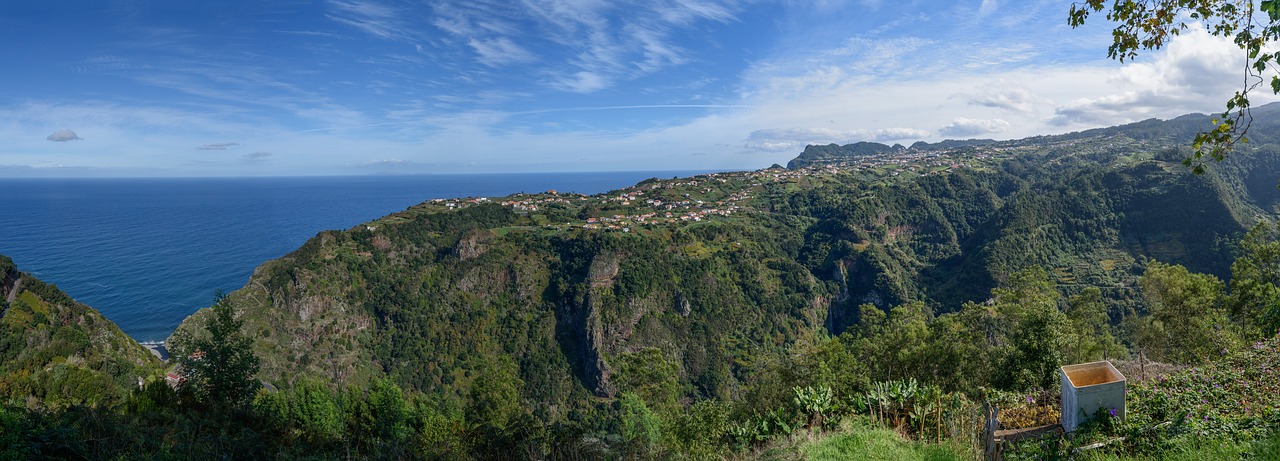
(827, 36, 933, 76)
(629, 24, 688, 72)
(196, 142, 241, 150)
(325, 0, 411, 41)
(468, 37, 536, 66)
(552, 71, 610, 93)
(978, 0, 997, 16)
(654, 0, 735, 25)
(1050, 25, 1249, 126)
(0, 101, 301, 175)
(11, 2, 1274, 177)
(874, 127, 931, 141)
(938, 118, 1010, 137)
(46, 129, 83, 142)
(419, 0, 742, 93)
(966, 85, 1042, 113)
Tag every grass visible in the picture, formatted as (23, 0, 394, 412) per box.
(798, 419, 972, 461)
(1077, 431, 1280, 460)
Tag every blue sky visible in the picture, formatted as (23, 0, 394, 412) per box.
(0, 0, 1256, 176)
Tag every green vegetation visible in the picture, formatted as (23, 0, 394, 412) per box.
(0, 255, 159, 408)
(801, 419, 970, 461)
(1002, 332, 1280, 460)
(6, 110, 1280, 458)
(170, 292, 261, 409)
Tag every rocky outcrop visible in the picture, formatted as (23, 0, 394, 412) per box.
(555, 288, 615, 397)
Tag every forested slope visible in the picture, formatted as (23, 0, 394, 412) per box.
(0, 256, 160, 407)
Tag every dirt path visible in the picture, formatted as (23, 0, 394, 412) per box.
(3, 276, 18, 305)
(1, 276, 19, 318)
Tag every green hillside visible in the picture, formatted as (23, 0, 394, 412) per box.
(0, 255, 160, 407)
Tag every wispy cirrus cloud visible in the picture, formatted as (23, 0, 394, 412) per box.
(978, 0, 998, 17)
(196, 142, 240, 150)
(74, 24, 372, 132)
(324, 0, 413, 41)
(337, 0, 747, 93)
(551, 71, 610, 93)
(468, 37, 536, 67)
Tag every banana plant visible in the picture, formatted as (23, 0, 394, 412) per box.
(792, 385, 834, 430)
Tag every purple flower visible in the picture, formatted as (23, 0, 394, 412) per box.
(1109, 408, 1117, 417)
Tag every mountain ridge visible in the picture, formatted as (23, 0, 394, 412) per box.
(783, 104, 1280, 170)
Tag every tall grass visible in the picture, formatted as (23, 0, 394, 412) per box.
(801, 418, 972, 461)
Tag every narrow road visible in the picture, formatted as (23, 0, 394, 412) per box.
(4, 276, 19, 305)
(2, 276, 19, 318)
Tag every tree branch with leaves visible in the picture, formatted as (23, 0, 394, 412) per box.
(1070, 0, 1280, 172)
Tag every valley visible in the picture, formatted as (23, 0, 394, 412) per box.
(5, 109, 1280, 459)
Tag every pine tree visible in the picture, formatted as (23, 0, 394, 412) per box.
(176, 292, 260, 409)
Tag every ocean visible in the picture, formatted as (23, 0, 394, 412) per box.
(0, 172, 703, 342)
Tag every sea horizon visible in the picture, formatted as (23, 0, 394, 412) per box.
(0, 168, 738, 180)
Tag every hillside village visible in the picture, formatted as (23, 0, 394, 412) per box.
(403, 134, 1151, 233)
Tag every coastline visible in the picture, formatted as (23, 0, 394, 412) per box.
(141, 342, 169, 361)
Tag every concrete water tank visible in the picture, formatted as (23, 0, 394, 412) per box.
(1060, 361, 1126, 432)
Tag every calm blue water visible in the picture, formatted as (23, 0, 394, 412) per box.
(0, 172, 700, 342)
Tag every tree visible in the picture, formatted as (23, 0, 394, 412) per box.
(991, 267, 1072, 390)
(611, 348, 681, 411)
(1230, 221, 1280, 336)
(617, 392, 660, 457)
(174, 293, 260, 409)
(1066, 287, 1124, 362)
(1136, 261, 1237, 363)
(1070, 0, 1280, 172)
(846, 301, 933, 384)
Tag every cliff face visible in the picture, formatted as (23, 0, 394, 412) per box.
(0, 255, 160, 407)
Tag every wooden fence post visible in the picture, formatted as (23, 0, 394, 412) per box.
(984, 403, 1000, 461)
(1139, 350, 1146, 381)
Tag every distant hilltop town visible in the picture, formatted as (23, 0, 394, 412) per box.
(406, 133, 1149, 234)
